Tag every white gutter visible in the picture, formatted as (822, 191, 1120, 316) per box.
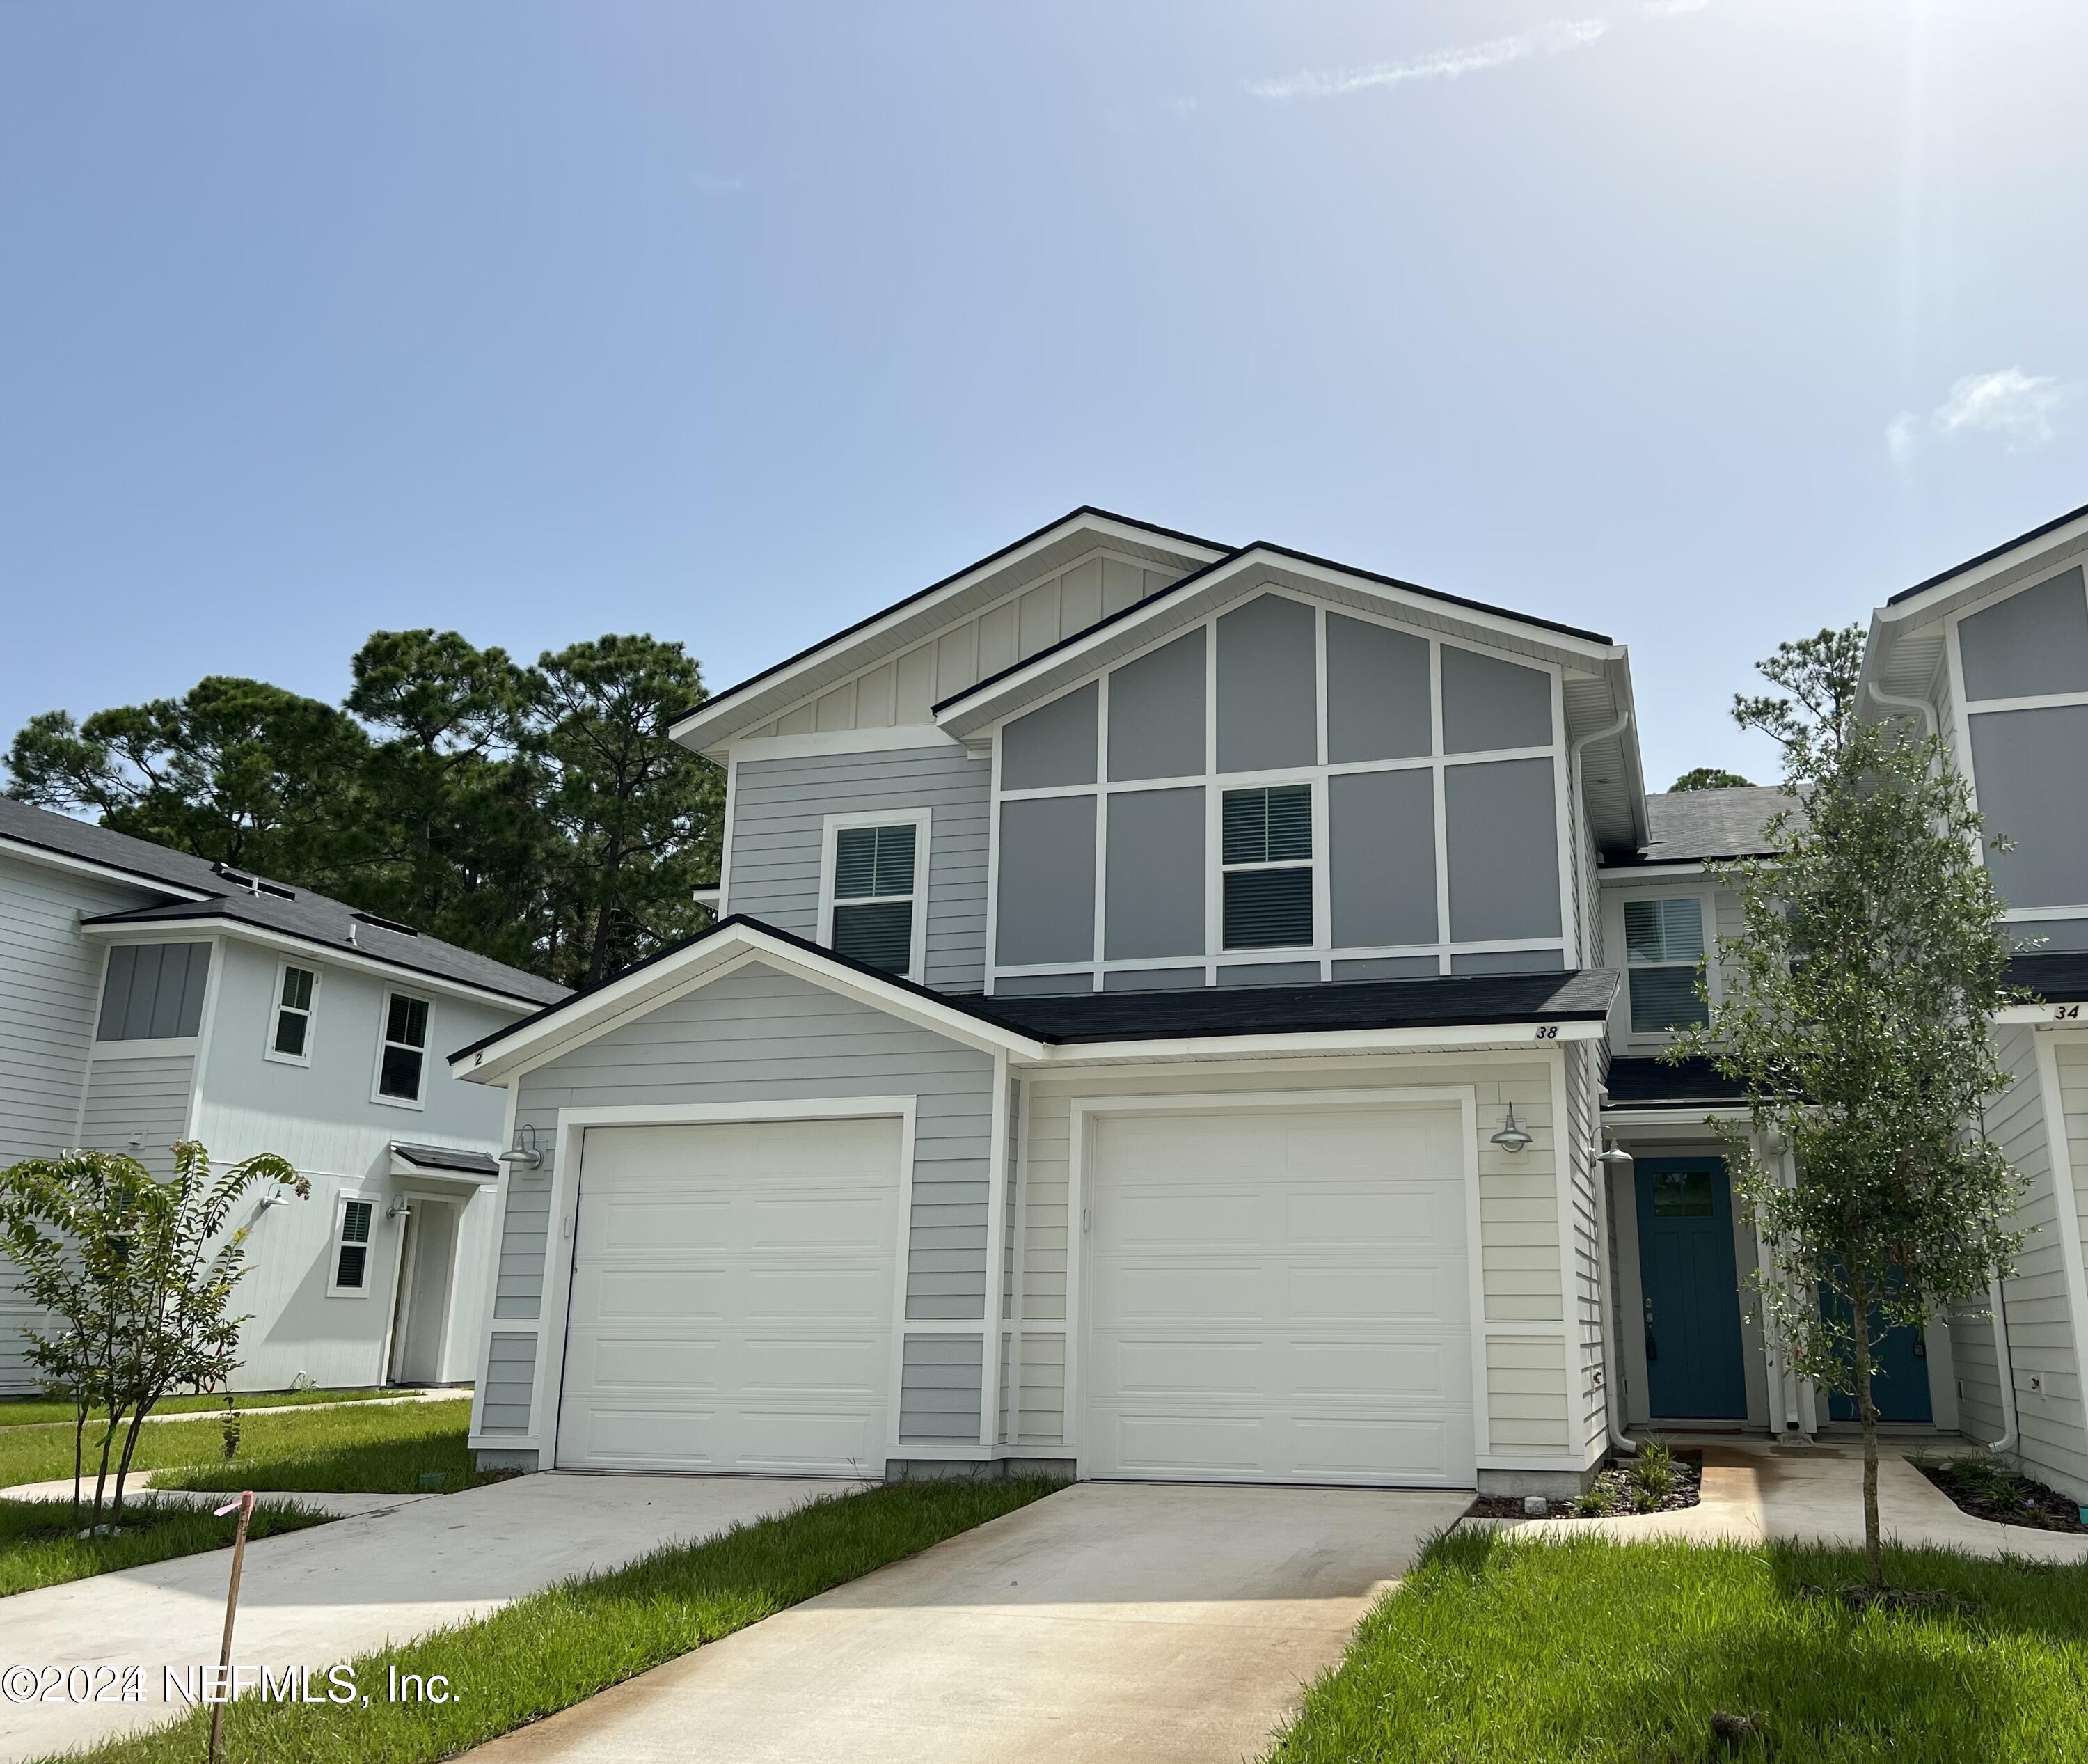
(1865, 678, 1939, 738)
(1593, 1151, 1639, 1459)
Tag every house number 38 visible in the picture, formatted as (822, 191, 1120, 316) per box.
(1534, 1025, 1560, 1039)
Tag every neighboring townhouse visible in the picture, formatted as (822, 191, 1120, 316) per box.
(446, 501, 2088, 1499)
(0, 796, 565, 1392)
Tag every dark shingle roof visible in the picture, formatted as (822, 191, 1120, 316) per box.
(0, 796, 564, 1007)
(390, 1142, 501, 1176)
(1608, 787, 1792, 867)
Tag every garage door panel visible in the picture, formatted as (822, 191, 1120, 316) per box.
(1086, 1103, 1476, 1487)
(556, 1117, 902, 1474)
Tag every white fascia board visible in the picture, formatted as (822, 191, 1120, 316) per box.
(1019, 1018, 1606, 1069)
(1600, 1106, 1753, 1128)
(452, 924, 1047, 1085)
(934, 546, 1627, 739)
(79, 916, 546, 1015)
(1874, 505, 2088, 630)
(670, 514, 1229, 753)
(0, 835, 216, 901)
(1998, 1002, 2088, 1024)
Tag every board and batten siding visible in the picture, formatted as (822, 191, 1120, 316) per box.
(1009, 1053, 1581, 1463)
(727, 745, 991, 993)
(483, 961, 997, 1449)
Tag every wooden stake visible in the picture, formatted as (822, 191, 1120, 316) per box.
(207, 1491, 255, 1764)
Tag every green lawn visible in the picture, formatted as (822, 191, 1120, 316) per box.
(39, 1476, 1059, 1764)
(0, 1399, 483, 1495)
(1267, 1529, 2088, 1764)
(0, 1387, 406, 1430)
(0, 1497, 330, 1596)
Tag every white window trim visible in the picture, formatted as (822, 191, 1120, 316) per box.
(984, 585, 1569, 993)
(263, 959, 321, 1068)
(327, 1190, 381, 1299)
(1614, 888, 1716, 1048)
(816, 809, 933, 984)
(1219, 780, 1318, 954)
(371, 989, 434, 1110)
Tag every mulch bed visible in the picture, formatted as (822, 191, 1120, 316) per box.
(1917, 1456, 2088, 1534)
(1469, 1447, 1703, 1520)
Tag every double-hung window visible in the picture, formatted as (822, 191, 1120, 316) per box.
(1221, 784, 1314, 949)
(822, 816, 926, 978)
(330, 1197, 375, 1296)
(267, 964, 317, 1063)
(1624, 897, 1709, 1034)
(374, 993, 430, 1105)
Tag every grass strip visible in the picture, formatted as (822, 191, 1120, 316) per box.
(0, 1400, 480, 1495)
(38, 1475, 1059, 1764)
(0, 1498, 330, 1598)
(1267, 1527, 2088, 1764)
(0, 1390, 407, 1431)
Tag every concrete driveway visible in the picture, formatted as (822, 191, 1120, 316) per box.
(464, 1481, 1469, 1764)
(0, 1471, 866, 1764)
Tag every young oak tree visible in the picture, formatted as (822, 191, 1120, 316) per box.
(0, 1143, 305, 1530)
(1669, 626, 2024, 1589)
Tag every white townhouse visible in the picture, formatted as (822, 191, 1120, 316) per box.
(0, 797, 564, 1393)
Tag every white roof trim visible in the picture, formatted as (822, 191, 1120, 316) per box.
(0, 833, 216, 902)
(932, 544, 1627, 736)
(1016, 1018, 1606, 1067)
(1876, 505, 2088, 628)
(452, 922, 1048, 1083)
(79, 915, 548, 1014)
(670, 511, 1229, 753)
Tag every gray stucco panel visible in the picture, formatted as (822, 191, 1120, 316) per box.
(1441, 646, 1553, 755)
(1327, 614, 1432, 762)
(1107, 630, 1206, 782)
(1958, 567, 2088, 704)
(995, 795, 1098, 965)
(1105, 788, 1205, 960)
(1001, 684, 1099, 792)
(1444, 757, 1563, 940)
(1216, 594, 1318, 773)
(1329, 768, 1437, 948)
(1971, 704, 2088, 909)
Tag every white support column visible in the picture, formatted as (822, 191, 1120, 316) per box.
(2032, 1033, 2088, 1452)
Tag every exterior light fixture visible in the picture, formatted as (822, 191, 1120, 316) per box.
(386, 1197, 412, 1222)
(498, 1124, 546, 1169)
(1489, 1105, 1533, 1155)
(258, 1191, 294, 1210)
(1595, 1140, 1635, 1167)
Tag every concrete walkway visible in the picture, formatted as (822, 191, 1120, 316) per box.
(1482, 1438, 2088, 1563)
(0, 1470, 866, 1764)
(460, 1480, 1469, 1764)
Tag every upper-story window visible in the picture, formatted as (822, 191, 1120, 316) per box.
(374, 992, 431, 1106)
(266, 963, 318, 1064)
(1221, 785, 1314, 949)
(820, 812, 929, 979)
(96, 942, 211, 1042)
(1624, 898, 1708, 1034)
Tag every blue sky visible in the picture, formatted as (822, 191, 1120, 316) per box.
(3, 0, 2084, 790)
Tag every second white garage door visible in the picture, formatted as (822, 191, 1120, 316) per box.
(1082, 1101, 1476, 1486)
(555, 1115, 903, 1475)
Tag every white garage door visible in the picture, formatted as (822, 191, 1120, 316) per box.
(555, 1115, 903, 1475)
(1083, 1102, 1475, 1486)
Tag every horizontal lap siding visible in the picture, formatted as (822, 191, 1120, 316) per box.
(489, 961, 996, 1438)
(80, 1055, 196, 1180)
(900, 1333, 984, 1443)
(1487, 1334, 1569, 1449)
(727, 746, 990, 993)
(1014, 1055, 1574, 1459)
(480, 1331, 536, 1434)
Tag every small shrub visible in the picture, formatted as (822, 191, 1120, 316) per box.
(1574, 1490, 1607, 1518)
(1629, 1435, 1675, 1502)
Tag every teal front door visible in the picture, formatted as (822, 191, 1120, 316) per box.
(1824, 1281, 1934, 1424)
(1636, 1158, 1748, 1420)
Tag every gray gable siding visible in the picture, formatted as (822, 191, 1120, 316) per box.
(491, 960, 997, 1443)
(727, 744, 990, 992)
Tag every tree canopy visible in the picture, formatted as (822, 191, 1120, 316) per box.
(4, 631, 722, 990)
(1668, 766, 1755, 792)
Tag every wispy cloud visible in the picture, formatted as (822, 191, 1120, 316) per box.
(1887, 368, 2071, 466)
(691, 173, 746, 196)
(1242, 18, 1609, 100)
(1641, 0, 1709, 16)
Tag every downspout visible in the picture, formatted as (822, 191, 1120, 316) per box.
(1987, 1277, 2018, 1456)
(1570, 704, 1636, 1458)
(1865, 678, 1938, 739)
(1595, 1149, 1639, 1458)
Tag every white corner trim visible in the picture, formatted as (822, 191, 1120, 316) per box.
(2032, 1033, 2088, 1450)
